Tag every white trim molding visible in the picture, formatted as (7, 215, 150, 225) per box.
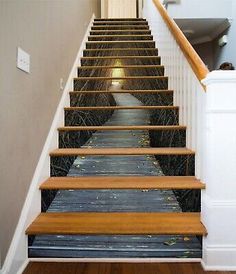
(29, 258, 201, 263)
(201, 71, 236, 270)
(0, 14, 95, 274)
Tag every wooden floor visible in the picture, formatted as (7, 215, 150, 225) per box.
(23, 262, 236, 274)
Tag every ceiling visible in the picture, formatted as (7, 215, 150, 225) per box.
(174, 18, 231, 45)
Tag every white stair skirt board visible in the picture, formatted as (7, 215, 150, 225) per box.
(0, 14, 95, 274)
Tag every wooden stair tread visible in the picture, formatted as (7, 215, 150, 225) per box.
(70, 90, 173, 94)
(91, 26, 149, 29)
(86, 40, 154, 44)
(26, 212, 206, 236)
(58, 125, 185, 131)
(64, 106, 177, 110)
(81, 56, 159, 60)
(94, 21, 148, 24)
(74, 76, 166, 81)
(94, 18, 146, 21)
(65, 106, 177, 110)
(92, 24, 149, 26)
(40, 176, 205, 190)
(78, 65, 163, 69)
(90, 30, 151, 32)
(84, 48, 157, 51)
(49, 147, 194, 156)
(89, 34, 152, 37)
(93, 23, 148, 25)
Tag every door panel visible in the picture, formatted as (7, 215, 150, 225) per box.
(108, 0, 137, 18)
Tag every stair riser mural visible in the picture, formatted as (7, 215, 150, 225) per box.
(93, 22, 149, 26)
(88, 36, 153, 41)
(83, 49, 158, 57)
(30, 18, 203, 259)
(42, 94, 116, 211)
(90, 31, 152, 35)
(81, 58, 160, 66)
(77, 67, 164, 77)
(86, 42, 155, 49)
(74, 78, 167, 90)
(134, 92, 200, 212)
(91, 26, 150, 30)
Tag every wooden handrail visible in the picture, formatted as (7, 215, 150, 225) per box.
(152, 0, 209, 83)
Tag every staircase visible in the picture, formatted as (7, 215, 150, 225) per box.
(26, 18, 206, 259)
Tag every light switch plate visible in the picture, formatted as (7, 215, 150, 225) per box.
(17, 47, 30, 73)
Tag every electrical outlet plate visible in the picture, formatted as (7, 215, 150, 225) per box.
(17, 47, 30, 73)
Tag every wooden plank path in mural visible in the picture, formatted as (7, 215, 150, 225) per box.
(29, 93, 202, 258)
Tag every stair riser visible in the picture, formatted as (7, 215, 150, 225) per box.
(83, 49, 158, 57)
(88, 36, 153, 41)
(64, 108, 115, 124)
(70, 93, 173, 107)
(156, 155, 195, 177)
(77, 67, 164, 77)
(91, 26, 150, 30)
(149, 130, 186, 148)
(64, 109, 177, 127)
(81, 58, 160, 66)
(28, 248, 202, 259)
(28, 233, 202, 259)
(58, 129, 186, 148)
(90, 31, 151, 35)
(93, 22, 149, 26)
(50, 155, 194, 177)
(86, 41, 155, 49)
(73, 78, 167, 91)
(151, 108, 179, 125)
(58, 130, 93, 149)
(41, 188, 185, 213)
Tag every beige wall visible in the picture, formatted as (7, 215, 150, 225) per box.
(0, 0, 100, 267)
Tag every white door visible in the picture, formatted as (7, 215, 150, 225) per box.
(101, 0, 137, 18)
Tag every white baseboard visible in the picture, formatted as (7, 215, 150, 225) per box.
(16, 260, 29, 274)
(202, 246, 236, 271)
(1, 14, 95, 274)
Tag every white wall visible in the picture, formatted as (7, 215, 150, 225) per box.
(165, 0, 236, 69)
(166, 0, 232, 19)
(213, 1, 236, 68)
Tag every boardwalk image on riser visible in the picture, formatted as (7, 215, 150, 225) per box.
(30, 93, 202, 258)
(27, 18, 205, 259)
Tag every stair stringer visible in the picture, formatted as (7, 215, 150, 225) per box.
(0, 14, 95, 274)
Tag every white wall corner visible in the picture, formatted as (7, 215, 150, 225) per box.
(1, 13, 95, 274)
(201, 70, 236, 270)
(202, 70, 236, 85)
(191, 19, 232, 45)
(209, 19, 231, 40)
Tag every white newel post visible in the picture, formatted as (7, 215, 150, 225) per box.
(201, 71, 236, 271)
